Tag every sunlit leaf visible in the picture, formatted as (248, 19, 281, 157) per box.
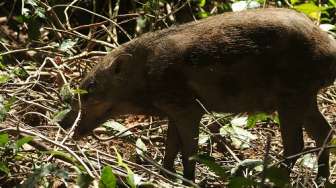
(59, 39, 78, 54)
(329, 0, 336, 7)
(247, 113, 268, 128)
(72, 88, 88, 95)
(198, 0, 206, 7)
(136, 138, 147, 156)
(103, 121, 133, 137)
(220, 125, 257, 149)
(60, 84, 73, 102)
(297, 153, 317, 170)
(197, 8, 209, 18)
(231, 159, 263, 175)
(0, 96, 15, 122)
(290, 0, 299, 5)
(22, 164, 69, 187)
(199, 133, 210, 145)
(0, 134, 9, 146)
(25, 0, 38, 7)
(15, 136, 33, 149)
(294, 3, 325, 19)
(35, 7, 46, 19)
(231, 116, 247, 127)
(99, 166, 117, 188)
(0, 74, 10, 84)
(320, 24, 335, 32)
(53, 108, 71, 123)
(231, 1, 260, 12)
(113, 147, 136, 188)
(46, 150, 77, 164)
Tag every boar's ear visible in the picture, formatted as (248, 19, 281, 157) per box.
(110, 54, 132, 75)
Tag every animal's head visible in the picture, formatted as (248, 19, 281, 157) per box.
(60, 49, 146, 137)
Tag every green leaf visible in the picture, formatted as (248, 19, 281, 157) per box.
(136, 138, 147, 156)
(125, 166, 136, 188)
(297, 153, 317, 169)
(136, 17, 147, 30)
(220, 125, 257, 149)
(198, 0, 206, 7)
(231, 1, 260, 12)
(329, 0, 336, 7)
(113, 147, 136, 188)
(0, 133, 9, 146)
(290, 0, 299, 5)
(99, 166, 117, 188)
(0, 74, 10, 84)
(320, 24, 336, 32)
(72, 88, 88, 95)
(15, 136, 33, 149)
(5, 97, 16, 112)
(0, 96, 15, 122)
(0, 162, 10, 175)
(198, 133, 210, 145)
(53, 108, 71, 123)
(59, 39, 78, 54)
(228, 177, 258, 188)
(294, 3, 325, 19)
(197, 8, 209, 18)
(190, 154, 227, 177)
(45, 150, 77, 164)
(231, 116, 247, 127)
(0, 56, 5, 70)
(13, 67, 29, 79)
(103, 121, 133, 137)
(22, 164, 69, 187)
(231, 159, 263, 175)
(247, 113, 268, 128)
(60, 84, 73, 102)
(35, 7, 46, 19)
(25, 0, 38, 7)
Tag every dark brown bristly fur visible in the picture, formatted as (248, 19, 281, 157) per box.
(60, 8, 336, 184)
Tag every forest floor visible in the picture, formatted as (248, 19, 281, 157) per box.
(1, 10, 336, 188)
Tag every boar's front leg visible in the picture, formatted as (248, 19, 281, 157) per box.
(304, 100, 331, 179)
(277, 96, 305, 174)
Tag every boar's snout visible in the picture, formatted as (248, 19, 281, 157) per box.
(59, 100, 115, 138)
(60, 110, 76, 129)
(59, 110, 91, 139)
(59, 109, 83, 136)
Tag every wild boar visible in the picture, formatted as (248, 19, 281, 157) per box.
(60, 8, 336, 182)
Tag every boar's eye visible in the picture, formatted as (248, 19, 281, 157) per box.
(87, 80, 97, 93)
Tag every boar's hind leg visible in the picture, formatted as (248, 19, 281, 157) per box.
(304, 100, 331, 179)
(277, 97, 305, 175)
(167, 109, 203, 182)
(163, 120, 180, 176)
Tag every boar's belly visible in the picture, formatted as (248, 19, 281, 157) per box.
(187, 75, 279, 113)
(196, 86, 277, 113)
